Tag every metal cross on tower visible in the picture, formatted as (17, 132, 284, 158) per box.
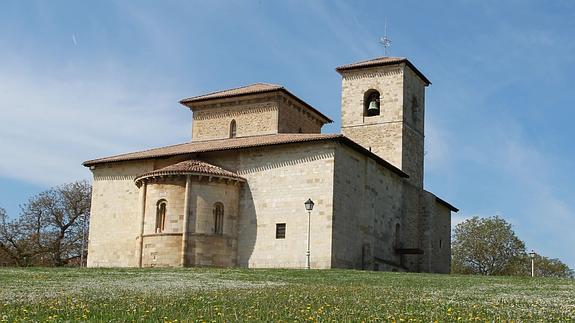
(379, 18, 392, 55)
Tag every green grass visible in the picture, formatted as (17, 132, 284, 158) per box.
(0, 267, 573, 322)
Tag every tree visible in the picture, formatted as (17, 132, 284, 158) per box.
(0, 247, 13, 266)
(452, 216, 526, 275)
(0, 207, 43, 266)
(536, 255, 574, 278)
(524, 254, 574, 279)
(0, 180, 91, 267)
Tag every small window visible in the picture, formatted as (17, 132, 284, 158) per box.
(439, 239, 443, 249)
(213, 203, 224, 235)
(155, 200, 167, 233)
(229, 119, 237, 138)
(276, 223, 286, 239)
(364, 90, 381, 117)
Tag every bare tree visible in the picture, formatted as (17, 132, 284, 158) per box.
(20, 180, 91, 266)
(0, 207, 43, 266)
(0, 180, 91, 267)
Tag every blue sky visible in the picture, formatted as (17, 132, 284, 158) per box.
(0, 1, 574, 268)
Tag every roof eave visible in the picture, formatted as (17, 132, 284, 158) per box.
(435, 196, 459, 212)
(82, 134, 407, 179)
(134, 171, 245, 186)
(179, 88, 333, 124)
(82, 135, 342, 167)
(336, 136, 409, 178)
(335, 59, 431, 86)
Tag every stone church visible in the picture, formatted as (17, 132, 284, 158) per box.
(83, 56, 457, 273)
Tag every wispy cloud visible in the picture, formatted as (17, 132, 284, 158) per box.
(0, 59, 190, 186)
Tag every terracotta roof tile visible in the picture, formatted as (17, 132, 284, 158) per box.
(180, 83, 282, 103)
(84, 134, 339, 166)
(83, 133, 408, 178)
(335, 56, 431, 85)
(335, 56, 407, 71)
(135, 160, 244, 184)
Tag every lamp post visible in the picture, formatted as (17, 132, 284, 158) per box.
(304, 198, 314, 270)
(529, 250, 536, 277)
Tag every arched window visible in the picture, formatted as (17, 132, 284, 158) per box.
(213, 202, 224, 235)
(229, 119, 237, 138)
(394, 223, 400, 249)
(364, 90, 381, 117)
(156, 200, 167, 233)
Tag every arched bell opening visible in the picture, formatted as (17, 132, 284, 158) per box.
(363, 89, 381, 117)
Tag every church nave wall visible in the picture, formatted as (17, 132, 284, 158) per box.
(235, 142, 336, 269)
(87, 160, 154, 267)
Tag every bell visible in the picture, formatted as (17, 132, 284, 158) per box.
(367, 100, 379, 114)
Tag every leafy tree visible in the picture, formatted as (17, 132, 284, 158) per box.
(524, 254, 574, 279)
(452, 216, 574, 278)
(0, 180, 91, 267)
(452, 216, 526, 275)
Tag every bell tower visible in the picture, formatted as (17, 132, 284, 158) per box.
(336, 57, 430, 187)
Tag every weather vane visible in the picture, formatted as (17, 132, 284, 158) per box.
(379, 18, 392, 56)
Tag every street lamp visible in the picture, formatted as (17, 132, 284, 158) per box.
(304, 198, 314, 270)
(529, 250, 536, 277)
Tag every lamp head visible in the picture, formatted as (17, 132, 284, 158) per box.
(304, 198, 314, 211)
(529, 250, 536, 259)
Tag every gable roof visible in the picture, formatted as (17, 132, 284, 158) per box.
(335, 56, 431, 85)
(180, 83, 282, 102)
(134, 160, 245, 186)
(83, 133, 408, 178)
(179, 83, 333, 123)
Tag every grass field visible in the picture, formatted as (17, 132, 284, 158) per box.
(0, 267, 573, 322)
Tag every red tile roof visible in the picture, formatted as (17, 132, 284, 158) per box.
(179, 83, 333, 123)
(335, 56, 431, 85)
(180, 83, 282, 102)
(83, 133, 408, 178)
(134, 160, 244, 185)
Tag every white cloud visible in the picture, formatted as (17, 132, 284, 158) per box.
(0, 60, 190, 186)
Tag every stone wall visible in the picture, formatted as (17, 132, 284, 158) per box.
(189, 234, 238, 267)
(331, 143, 406, 270)
(420, 191, 451, 273)
(191, 95, 279, 141)
(340, 65, 404, 170)
(401, 66, 426, 187)
(141, 234, 182, 267)
(87, 160, 154, 267)
(234, 142, 335, 269)
(144, 180, 186, 235)
(139, 179, 186, 267)
(87, 139, 451, 272)
(339, 63, 427, 188)
(401, 183, 423, 272)
(342, 122, 403, 168)
(190, 92, 327, 141)
(185, 179, 240, 267)
(278, 95, 323, 134)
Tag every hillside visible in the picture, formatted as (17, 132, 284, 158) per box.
(0, 267, 573, 321)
